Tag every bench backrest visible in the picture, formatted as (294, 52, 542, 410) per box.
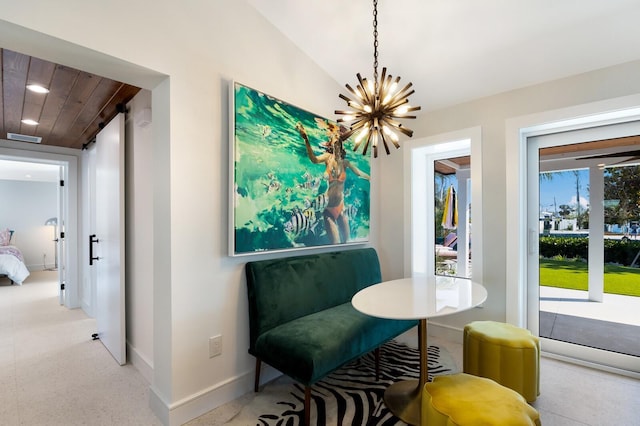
(245, 248, 381, 349)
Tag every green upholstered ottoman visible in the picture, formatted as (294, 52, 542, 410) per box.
(422, 373, 541, 425)
(463, 321, 540, 402)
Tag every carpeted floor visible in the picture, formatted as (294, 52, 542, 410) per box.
(224, 341, 456, 426)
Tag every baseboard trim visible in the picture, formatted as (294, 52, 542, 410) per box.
(149, 388, 170, 426)
(127, 342, 153, 384)
(427, 321, 464, 344)
(147, 325, 463, 426)
(150, 364, 281, 426)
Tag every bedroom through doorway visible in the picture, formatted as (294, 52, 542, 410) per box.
(0, 154, 72, 306)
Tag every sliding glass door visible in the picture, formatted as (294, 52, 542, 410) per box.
(527, 123, 640, 372)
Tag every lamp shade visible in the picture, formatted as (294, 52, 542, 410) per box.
(44, 217, 58, 226)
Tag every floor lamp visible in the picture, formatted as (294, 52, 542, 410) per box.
(44, 217, 58, 271)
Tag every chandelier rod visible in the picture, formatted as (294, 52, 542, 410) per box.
(373, 0, 379, 94)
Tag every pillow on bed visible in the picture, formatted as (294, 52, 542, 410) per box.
(0, 228, 11, 246)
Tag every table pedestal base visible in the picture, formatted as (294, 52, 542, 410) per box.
(383, 379, 422, 425)
(384, 318, 428, 425)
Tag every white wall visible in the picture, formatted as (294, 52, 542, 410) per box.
(0, 2, 376, 425)
(0, 180, 57, 270)
(381, 59, 640, 331)
(125, 90, 155, 382)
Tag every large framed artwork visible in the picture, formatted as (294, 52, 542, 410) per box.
(230, 81, 371, 255)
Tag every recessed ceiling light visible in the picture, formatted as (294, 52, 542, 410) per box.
(26, 84, 50, 94)
(21, 119, 39, 126)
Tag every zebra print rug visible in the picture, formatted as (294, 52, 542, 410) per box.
(226, 341, 456, 425)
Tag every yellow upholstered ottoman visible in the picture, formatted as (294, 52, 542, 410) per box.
(422, 373, 541, 425)
(463, 321, 540, 402)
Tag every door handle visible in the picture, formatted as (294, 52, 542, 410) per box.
(528, 229, 537, 255)
(89, 234, 100, 265)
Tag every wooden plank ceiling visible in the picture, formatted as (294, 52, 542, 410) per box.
(0, 48, 141, 150)
(434, 135, 640, 175)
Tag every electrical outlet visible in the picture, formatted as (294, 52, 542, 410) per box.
(209, 335, 222, 358)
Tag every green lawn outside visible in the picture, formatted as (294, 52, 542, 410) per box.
(540, 259, 640, 297)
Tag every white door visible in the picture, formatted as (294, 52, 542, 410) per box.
(526, 120, 640, 373)
(57, 165, 65, 305)
(93, 113, 126, 365)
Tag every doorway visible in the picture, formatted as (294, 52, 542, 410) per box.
(0, 150, 78, 307)
(403, 126, 482, 280)
(524, 117, 640, 373)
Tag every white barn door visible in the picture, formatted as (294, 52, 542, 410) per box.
(93, 113, 126, 365)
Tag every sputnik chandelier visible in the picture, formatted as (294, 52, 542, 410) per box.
(335, 0, 421, 157)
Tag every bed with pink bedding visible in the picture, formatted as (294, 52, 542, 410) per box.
(0, 229, 30, 285)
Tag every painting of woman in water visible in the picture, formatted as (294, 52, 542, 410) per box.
(296, 120, 369, 244)
(231, 81, 370, 255)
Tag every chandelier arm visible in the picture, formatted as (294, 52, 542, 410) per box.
(345, 84, 363, 102)
(379, 130, 392, 155)
(384, 98, 410, 113)
(379, 78, 398, 102)
(386, 99, 420, 115)
(385, 86, 415, 107)
(339, 127, 360, 141)
(354, 130, 368, 154)
(381, 118, 414, 137)
(378, 67, 387, 95)
(335, 109, 364, 117)
(389, 115, 418, 120)
(398, 106, 422, 113)
(338, 93, 355, 104)
(356, 74, 374, 105)
(355, 84, 370, 103)
(348, 118, 371, 132)
(386, 75, 401, 92)
(363, 131, 375, 156)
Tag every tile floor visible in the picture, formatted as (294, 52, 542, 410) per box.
(191, 328, 640, 425)
(2, 271, 639, 425)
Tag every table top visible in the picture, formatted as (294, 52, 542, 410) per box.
(351, 276, 488, 320)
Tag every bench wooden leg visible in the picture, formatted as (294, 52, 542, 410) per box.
(254, 358, 261, 392)
(304, 386, 311, 426)
(375, 347, 380, 381)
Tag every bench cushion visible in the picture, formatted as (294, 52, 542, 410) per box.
(254, 302, 416, 385)
(246, 248, 384, 353)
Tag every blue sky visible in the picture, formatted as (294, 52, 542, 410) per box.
(539, 169, 589, 215)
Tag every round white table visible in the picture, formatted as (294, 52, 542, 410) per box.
(351, 276, 488, 426)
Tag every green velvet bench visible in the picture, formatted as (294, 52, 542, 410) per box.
(245, 248, 417, 425)
(422, 373, 541, 425)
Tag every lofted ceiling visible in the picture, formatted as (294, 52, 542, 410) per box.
(249, 0, 640, 113)
(251, 1, 640, 170)
(0, 48, 141, 150)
